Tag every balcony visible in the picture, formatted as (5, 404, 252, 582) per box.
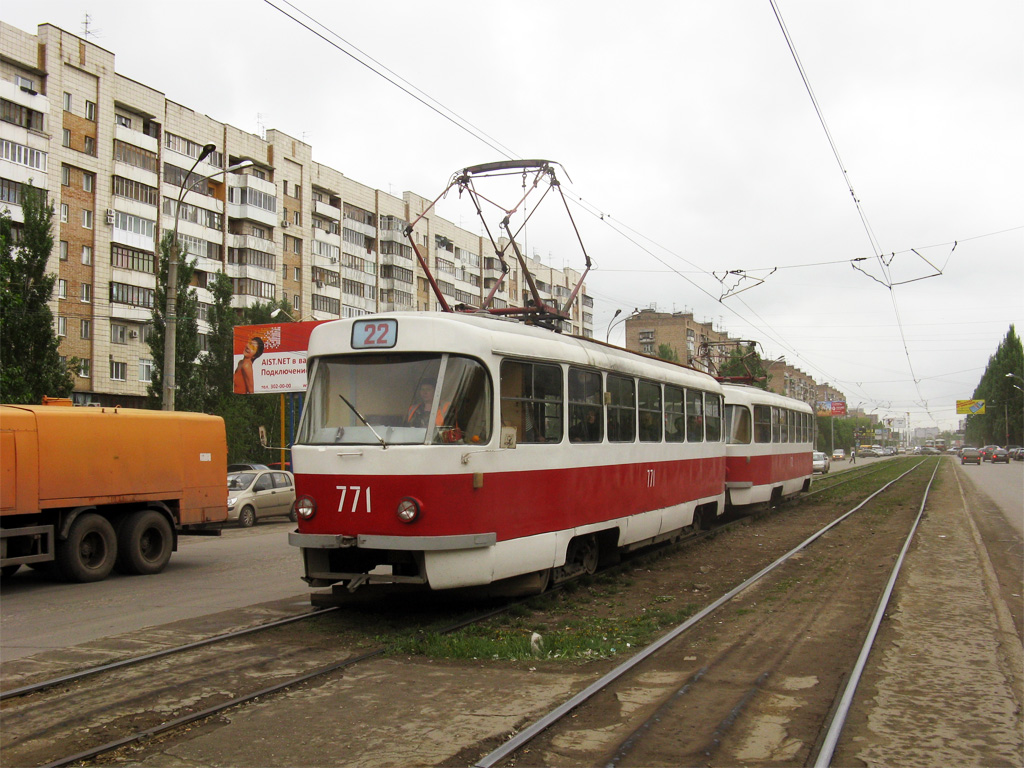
(114, 122, 159, 153)
(314, 199, 341, 220)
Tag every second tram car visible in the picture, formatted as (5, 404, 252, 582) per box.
(288, 312, 730, 594)
(722, 384, 815, 507)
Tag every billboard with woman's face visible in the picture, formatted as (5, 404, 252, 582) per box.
(232, 321, 328, 394)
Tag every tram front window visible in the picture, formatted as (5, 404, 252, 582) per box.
(297, 353, 492, 446)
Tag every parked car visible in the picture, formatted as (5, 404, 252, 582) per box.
(228, 463, 270, 473)
(960, 448, 981, 465)
(831, 448, 845, 461)
(226, 469, 296, 527)
(989, 448, 1010, 464)
(812, 451, 831, 474)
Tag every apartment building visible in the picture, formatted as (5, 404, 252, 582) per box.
(623, 308, 730, 374)
(0, 21, 593, 407)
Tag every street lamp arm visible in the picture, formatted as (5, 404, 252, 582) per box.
(162, 147, 252, 411)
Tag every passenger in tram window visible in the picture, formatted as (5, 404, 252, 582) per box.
(569, 407, 601, 442)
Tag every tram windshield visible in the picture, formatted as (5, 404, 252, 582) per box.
(296, 353, 493, 446)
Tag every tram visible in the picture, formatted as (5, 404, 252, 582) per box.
(722, 384, 815, 506)
(288, 312, 728, 594)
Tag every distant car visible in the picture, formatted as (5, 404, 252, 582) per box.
(1015, 448, 1024, 462)
(960, 448, 981, 465)
(990, 448, 1010, 464)
(979, 446, 999, 462)
(228, 463, 271, 473)
(860, 447, 879, 457)
(226, 469, 296, 527)
(831, 449, 845, 461)
(921, 447, 941, 455)
(812, 451, 831, 474)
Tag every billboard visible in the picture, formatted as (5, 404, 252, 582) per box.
(232, 321, 330, 394)
(817, 401, 847, 416)
(956, 399, 986, 415)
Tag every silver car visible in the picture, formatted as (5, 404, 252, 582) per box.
(226, 469, 296, 527)
(812, 451, 831, 474)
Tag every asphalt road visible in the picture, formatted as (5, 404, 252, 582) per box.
(955, 457, 1023, 537)
(0, 520, 309, 663)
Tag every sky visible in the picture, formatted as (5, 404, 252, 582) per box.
(8, 1, 1023, 433)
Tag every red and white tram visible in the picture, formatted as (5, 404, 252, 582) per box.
(288, 312, 729, 594)
(722, 384, 814, 507)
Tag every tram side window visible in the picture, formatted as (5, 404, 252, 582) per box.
(772, 407, 783, 443)
(568, 367, 603, 443)
(638, 380, 662, 442)
(606, 374, 636, 442)
(754, 404, 772, 443)
(800, 412, 808, 443)
(686, 388, 704, 442)
(705, 393, 722, 442)
(725, 404, 752, 444)
(500, 360, 562, 443)
(665, 386, 685, 443)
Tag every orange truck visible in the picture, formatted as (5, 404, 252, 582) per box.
(1, 403, 227, 582)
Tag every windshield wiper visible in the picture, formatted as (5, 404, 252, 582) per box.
(338, 394, 387, 449)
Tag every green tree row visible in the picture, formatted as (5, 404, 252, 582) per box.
(963, 326, 1023, 447)
(1, 184, 296, 465)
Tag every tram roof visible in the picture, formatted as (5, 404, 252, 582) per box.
(307, 312, 722, 390)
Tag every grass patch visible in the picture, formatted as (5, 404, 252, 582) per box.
(387, 602, 698, 663)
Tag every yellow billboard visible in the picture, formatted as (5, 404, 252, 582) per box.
(956, 399, 986, 415)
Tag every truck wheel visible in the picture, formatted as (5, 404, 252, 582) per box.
(58, 513, 117, 583)
(238, 506, 256, 528)
(117, 510, 173, 575)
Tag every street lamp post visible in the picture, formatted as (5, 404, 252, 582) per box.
(162, 149, 253, 410)
(605, 309, 622, 343)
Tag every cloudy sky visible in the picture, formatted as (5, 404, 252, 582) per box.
(10, 1, 1023, 432)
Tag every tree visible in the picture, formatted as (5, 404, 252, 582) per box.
(148, 231, 202, 410)
(198, 269, 235, 413)
(656, 343, 678, 363)
(718, 343, 769, 389)
(0, 184, 74, 402)
(965, 325, 1023, 446)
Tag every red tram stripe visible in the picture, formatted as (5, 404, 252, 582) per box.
(297, 456, 726, 542)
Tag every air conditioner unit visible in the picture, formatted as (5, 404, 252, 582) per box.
(281, 220, 289, 228)
(329, 256, 338, 263)
(129, 330, 139, 339)
(105, 209, 115, 225)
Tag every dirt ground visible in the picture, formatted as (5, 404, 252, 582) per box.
(6, 460, 1021, 768)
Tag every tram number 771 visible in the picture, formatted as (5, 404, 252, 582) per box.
(337, 485, 372, 513)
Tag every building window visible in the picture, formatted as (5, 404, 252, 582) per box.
(138, 358, 153, 382)
(63, 92, 72, 111)
(110, 361, 127, 381)
(57, 316, 67, 337)
(111, 323, 127, 344)
(81, 283, 92, 303)
(293, 210, 301, 226)
(81, 245, 92, 265)
(83, 173, 93, 193)
(78, 359, 91, 378)
(60, 240, 68, 260)
(61, 166, 70, 186)
(115, 114, 132, 129)
(80, 319, 91, 339)
(82, 209, 93, 229)
(62, 129, 71, 147)
(58, 279, 67, 298)
(294, 267, 300, 281)
(85, 100, 96, 121)
(294, 296, 301, 312)
(60, 205, 68, 223)
(84, 136, 96, 156)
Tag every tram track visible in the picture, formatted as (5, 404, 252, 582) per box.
(472, 458, 938, 767)
(0, 596, 515, 768)
(1, 458, 938, 768)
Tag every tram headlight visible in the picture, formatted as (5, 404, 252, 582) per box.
(295, 495, 317, 520)
(396, 497, 421, 524)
